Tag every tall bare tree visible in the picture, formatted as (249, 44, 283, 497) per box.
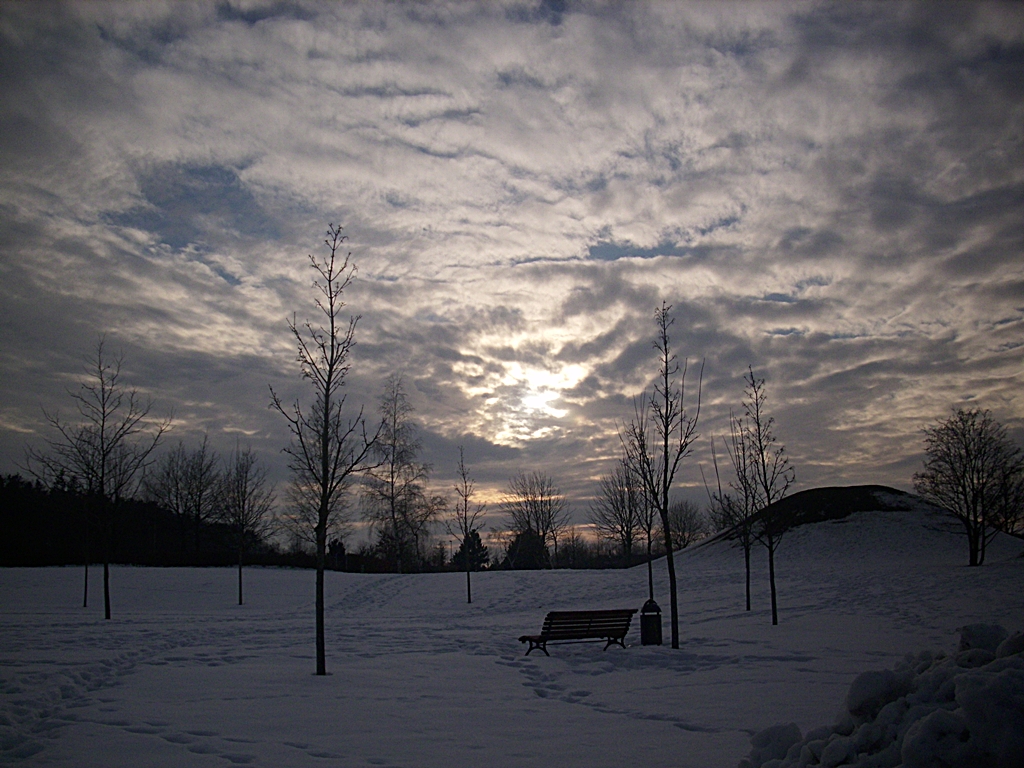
(621, 303, 702, 649)
(25, 339, 167, 619)
(445, 446, 486, 603)
(501, 471, 569, 569)
(739, 367, 794, 626)
(219, 444, 275, 605)
(622, 449, 659, 601)
(992, 446, 1024, 539)
(589, 458, 644, 566)
(914, 408, 1024, 566)
(270, 224, 381, 676)
(702, 423, 757, 612)
(146, 436, 220, 560)
(145, 442, 190, 559)
(363, 374, 434, 572)
(183, 434, 220, 557)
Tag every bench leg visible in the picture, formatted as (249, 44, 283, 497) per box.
(525, 640, 549, 657)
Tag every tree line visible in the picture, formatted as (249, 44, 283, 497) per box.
(0, 472, 293, 571)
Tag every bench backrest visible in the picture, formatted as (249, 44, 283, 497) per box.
(540, 609, 637, 641)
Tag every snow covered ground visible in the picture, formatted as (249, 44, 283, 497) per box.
(2, 506, 1022, 767)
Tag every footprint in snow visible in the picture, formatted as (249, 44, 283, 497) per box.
(219, 753, 256, 764)
(161, 732, 197, 744)
(123, 725, 164, 734)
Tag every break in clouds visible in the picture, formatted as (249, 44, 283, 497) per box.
(1, 1, 1022, 515)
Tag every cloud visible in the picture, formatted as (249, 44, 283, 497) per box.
(1, 1, 1022, 533)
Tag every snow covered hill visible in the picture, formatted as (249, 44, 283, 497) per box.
(1, 500, 1021, 767)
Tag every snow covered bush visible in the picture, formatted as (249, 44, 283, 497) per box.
(738, 624, 1024, 768)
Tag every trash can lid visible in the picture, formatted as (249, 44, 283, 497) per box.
(641, 598, 661, 614)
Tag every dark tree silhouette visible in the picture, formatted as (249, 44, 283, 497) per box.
(621, 303, 702, 649)
(589, 458, 644, 566)
(504, 529, 550, 570)
(363, 374, 434, 572)
(146, 436, 220, 560)
(24, 339, 168, 618)
(271, 224, 381, 676)
(183, 435, 219, 557)
(703, 424, 757, 612)
(621, 449, 659, 600)
(445, 446, 486, 602)
(145, 442, 190, 558)
(501, 471, 569, 569)
(738, 367, 794, 626)
(219, 444, 275, 605)
(914, 408, 1024, 566)
(663, 499, 708, 550)
(451, 531, 489, 573)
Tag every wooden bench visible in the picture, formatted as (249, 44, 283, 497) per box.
(518, 609, 638, 656)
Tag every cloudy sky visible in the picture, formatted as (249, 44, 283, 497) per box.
(2, 1, 1022, 531)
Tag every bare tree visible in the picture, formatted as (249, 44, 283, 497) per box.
(501, 471, 569, 569)
(270, 223, 381, 676)
(487, 527, 516, 567)
(739, 367, 794, 626)
(662, 499, 709, 550)
(702, 424, 757, 612)
(408, 493, 447, 570)
(621, 303, 702, 649)
(992, 446, 1024, 539)
(145, 442, 190, 558)
(589, 458, 644, 566)
(556, 525, 592, 568)
(147, 436, 220, 561)
(183, 434, 219, 558)
(621, 448, 659, 601)
(914, 408, 1024, 566)
(24, 339, 167, 619)
(219, 444, 275, 605)
(363, 374, 434, 572)
(445, 446, 486, 603)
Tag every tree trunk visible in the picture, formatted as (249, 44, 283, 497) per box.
(666, 548, 679, 648)
(968, 524, 979, 566)
(82, 512, 90, 608)
(768, 541, 778, 626)
(103, 561, 111, 620)
(646, 534, 654, 602)
(662, 520, 679, 649)
(744, 542, 751, 612)
(974, 520, 983, 569)
(315, 523, 327, 676)
(238, 542, 244, 606)
(465, 566, 472, 604)
(103, 506, 112, 620)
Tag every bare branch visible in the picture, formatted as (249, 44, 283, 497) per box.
(270, 223, 380, 675)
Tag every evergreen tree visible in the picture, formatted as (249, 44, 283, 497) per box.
(451, 530, 489, 571)
(504, 529, 549, 570)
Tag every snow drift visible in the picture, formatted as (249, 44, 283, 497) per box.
(739, 624, 1024, 768)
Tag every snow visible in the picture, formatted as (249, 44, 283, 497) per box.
(739, 634, 1024, 768)
(2, 507, 1022, 768)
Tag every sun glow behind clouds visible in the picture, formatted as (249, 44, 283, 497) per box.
(456, 356, 588, 444)
(511, 363, 587, 417)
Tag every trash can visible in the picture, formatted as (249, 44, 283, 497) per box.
(640, 598, 662, 646)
